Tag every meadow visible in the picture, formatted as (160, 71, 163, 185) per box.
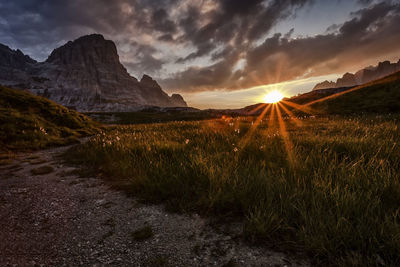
(65, 113, 400, 265)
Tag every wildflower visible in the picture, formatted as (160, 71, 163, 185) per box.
(233, 147, 238, 152)
(185, 139, 190, 144)
(39, 126, 47, 135)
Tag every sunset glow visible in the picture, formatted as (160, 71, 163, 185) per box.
(263, 91, 284, 103)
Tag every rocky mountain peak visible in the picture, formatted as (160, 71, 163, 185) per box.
(313, 80, 336, 91)
(140, 74, 159, 87)
(0, 34, 188, 111)
(46, 34, 122, 70)
(0, 44, 36, 69)
(171, 94, 186, 105)
(336, 72, 356, 88)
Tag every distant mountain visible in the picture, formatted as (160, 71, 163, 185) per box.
(313, 59, 400, 90)
(308, 71, 400, 114)
(0, 34, 187, 112)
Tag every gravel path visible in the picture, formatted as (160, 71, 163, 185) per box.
(0, 143, 309, 266)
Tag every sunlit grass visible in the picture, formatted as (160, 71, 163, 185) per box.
(65, 115, 400, 265)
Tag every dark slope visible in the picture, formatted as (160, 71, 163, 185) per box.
(288, 86, 354, 105)
(307, 71, 400, 114)
(0, 86, 99, 151)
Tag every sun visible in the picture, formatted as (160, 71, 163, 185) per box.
(264, 90, 284, 103)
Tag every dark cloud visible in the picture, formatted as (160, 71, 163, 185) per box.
(0, 0, 399, 93)
(357, 0, 374, 5)
(163, 1, 400, 92)
(124, 54, 164, 75)
(174, 0, 310, 63)
(235, 1, 400, 88)
(151, 8, 177, 33)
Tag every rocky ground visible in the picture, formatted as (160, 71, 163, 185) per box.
(0, 143, 309, 266)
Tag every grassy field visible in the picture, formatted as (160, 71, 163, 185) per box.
(0, 86, 99, 152)
(86, 109, 221, 124)
(65, 113, 400, 265)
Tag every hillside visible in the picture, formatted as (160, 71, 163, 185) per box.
(313, 59, 400, 90)
(287, 86, 354, 105)
(307, 71, 400, 114)
(0, 86, 99, 152)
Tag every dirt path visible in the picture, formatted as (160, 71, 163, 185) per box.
(0, 143, 308, 266)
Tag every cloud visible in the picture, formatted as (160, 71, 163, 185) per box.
(162, 1, 400, 92)
(0, 0, 399, 94)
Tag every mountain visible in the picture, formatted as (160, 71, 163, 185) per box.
(0, 34, 187, 112)
(313, 80, 336, 90)
(307, 71, 400, 114)
(313, 59, 400, 90)
(0, 85, 99, 151)
(287, 86, 353, 105)
(0, 44, 37, 85)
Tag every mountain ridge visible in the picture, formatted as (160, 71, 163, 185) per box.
(313, 59, 400, 90)
(0, 34, 187, 112)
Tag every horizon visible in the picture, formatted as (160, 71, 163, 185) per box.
(2, 0, 400, 108)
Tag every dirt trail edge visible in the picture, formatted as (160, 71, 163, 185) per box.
(0, 143, 309, 266)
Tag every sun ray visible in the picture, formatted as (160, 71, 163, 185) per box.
(275, 104, 295, 165)
(248, 103, 268, 115)
(280, 100, 315, 115)
(277, 102, 303, 127)
(239, 104, 272, 148)
(268, 103, 277, 130)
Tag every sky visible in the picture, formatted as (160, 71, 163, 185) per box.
(1, 0, 400, 108)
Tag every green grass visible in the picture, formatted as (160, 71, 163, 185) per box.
(0, 86, 100, 152)
(64, 115, 400, 265)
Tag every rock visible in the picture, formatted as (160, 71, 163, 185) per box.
(312, 80, 336, 90)
(0, 34, 187, 111)
(336, 72, 357, 88)
(170, 94, 187, 107)
(31, 165, 54, 175)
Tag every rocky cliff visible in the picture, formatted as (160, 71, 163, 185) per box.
(313, 59, 400, 90)
(0, 34, 187, 111)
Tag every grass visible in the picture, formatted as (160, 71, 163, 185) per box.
(86, 110, 221, 124)
(64, 114, 400, 265)
(0, 86, 99, 152)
